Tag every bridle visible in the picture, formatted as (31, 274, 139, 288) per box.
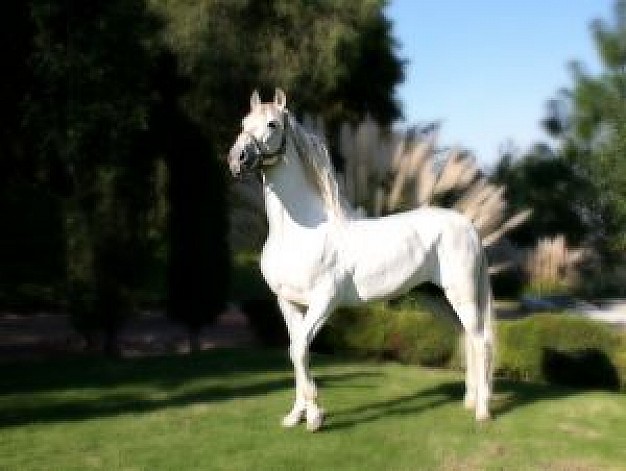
(241, 112, 288, 167)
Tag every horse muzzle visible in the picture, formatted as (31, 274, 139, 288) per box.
(228, 142, 261, 177)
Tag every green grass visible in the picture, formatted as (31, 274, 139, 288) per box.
(1, 349, 625, 471)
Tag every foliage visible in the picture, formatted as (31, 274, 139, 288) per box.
(320, 299, 626, 390)
(491, 148, 597, 247)
(162, 92, 230, 348)
(2, 350, 626, 470)
(15, 0, 233, 353)
(497, 314, 625, 390)
(25, 0, 166, 354)
(522, 235, 588, 296)
(0, 2, 35, 185)
(150, 0, 403, 152)
(545, 0, 626, 255)
(319, 293, 460, 367)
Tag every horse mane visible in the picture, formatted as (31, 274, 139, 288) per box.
(286, 112, 355, 221)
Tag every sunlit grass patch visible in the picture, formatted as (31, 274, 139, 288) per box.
(1, 348, 625, 471)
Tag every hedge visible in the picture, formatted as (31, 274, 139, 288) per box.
(496, 313, 625, 390)
(318, 294, 460, 367)
(320, 302, 626, 391)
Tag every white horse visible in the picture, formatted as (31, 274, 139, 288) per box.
(228, 89, 495, 430)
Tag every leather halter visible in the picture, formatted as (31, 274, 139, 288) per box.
(243, 112, 288, 166)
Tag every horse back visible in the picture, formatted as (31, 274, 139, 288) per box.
(337, 207, 481, 303)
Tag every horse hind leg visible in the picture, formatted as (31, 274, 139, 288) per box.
(463, 333, 477, 410)
(446, 297, 491, 421)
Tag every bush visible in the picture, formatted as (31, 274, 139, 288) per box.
(496, 313, 625, 390)
(320, 298, 626, 390)
(319, 293, 460, 368)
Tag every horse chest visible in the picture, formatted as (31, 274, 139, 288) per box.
(260, 231, 339, 304)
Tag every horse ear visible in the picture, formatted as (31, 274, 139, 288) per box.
(250, 90, 261, 110)
(274, 88, 287, 111)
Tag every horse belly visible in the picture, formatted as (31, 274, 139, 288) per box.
(346, 225, 430, 302)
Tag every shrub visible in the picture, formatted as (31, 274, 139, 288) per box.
(320, 293, 460, 368)
(319, 303, 395, 358)
(496, 313, 625, 390)
(387, 308, 459, 366)
(522, 235, 588, 296)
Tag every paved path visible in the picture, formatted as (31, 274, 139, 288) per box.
(577, 299, 626, 327)
(518, 296, 626, 327)
(0, 306, 258, 360)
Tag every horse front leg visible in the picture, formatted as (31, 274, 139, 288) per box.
(277, 297, 307, 428)
(293, 292, 337, 431)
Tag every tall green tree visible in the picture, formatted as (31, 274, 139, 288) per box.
(150, 0, 404, 151)
(151, 52, 230, 352)
(0, 2, 67, 309)
(546, 0, 626, 254)
(0, 2, 33, 181)
(491, 144, 597, 248)
(27, 0, 164, 354)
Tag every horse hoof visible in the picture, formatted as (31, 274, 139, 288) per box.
(306, 408, 325, 432)
(463, 397, 476, 410)
(282, 410, 305, 428)
(475, 411, 491, 422)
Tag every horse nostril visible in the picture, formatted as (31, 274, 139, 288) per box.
(240, 149, 248, 164)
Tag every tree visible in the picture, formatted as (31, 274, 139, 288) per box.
(0, 2, 34, 183)
(27, 0, 164, 355)
(151, 53, 230, 352)
(149, 0, 404, 152)
(491, 145, 596, 248)
(0, 3, 67, 309)
(545, 0, 626, 255)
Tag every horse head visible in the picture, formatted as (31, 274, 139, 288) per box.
(228, 88, 288, 177)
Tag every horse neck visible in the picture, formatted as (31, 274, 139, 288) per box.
(262, 142, 329, 233)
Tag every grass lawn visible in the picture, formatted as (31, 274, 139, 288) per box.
(1, 348, 625, 471)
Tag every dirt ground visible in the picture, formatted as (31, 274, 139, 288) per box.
(0, 306, 258, 361)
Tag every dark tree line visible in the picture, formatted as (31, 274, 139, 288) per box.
(0, 0, 404, 354)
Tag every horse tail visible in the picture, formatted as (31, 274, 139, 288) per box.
(477, 249, 496, 385)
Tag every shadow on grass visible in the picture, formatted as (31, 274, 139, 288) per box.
(323, 381, 465, 431)
(323, 378, 588, 431)
(0, 348, 379, 428)
(0, 348, 612, 430)
(0, 347, 290, 395)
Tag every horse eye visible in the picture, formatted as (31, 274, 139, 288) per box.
(268, 121, 279, 130)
